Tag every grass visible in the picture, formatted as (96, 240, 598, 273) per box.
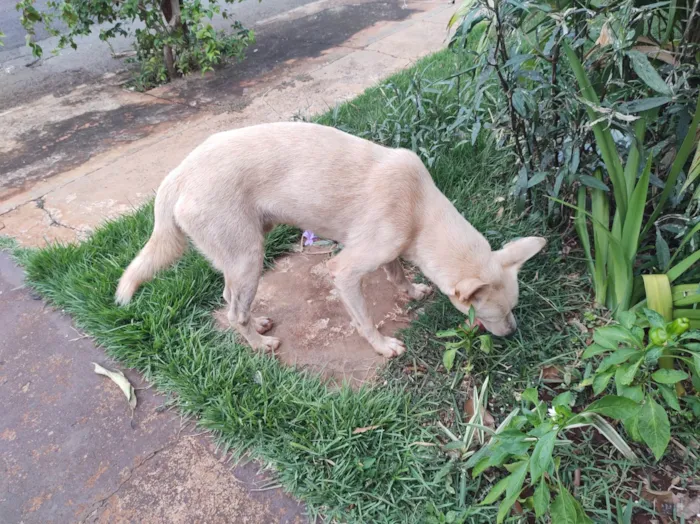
(6, 45, 696, 523)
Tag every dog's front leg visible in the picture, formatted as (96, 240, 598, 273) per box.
(328, 256, 406, 358)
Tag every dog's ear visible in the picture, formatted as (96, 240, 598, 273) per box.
(496, 237, 547, 271)
(454, 278, 486, 304)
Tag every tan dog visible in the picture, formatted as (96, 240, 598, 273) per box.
(116, 122, 546, 357)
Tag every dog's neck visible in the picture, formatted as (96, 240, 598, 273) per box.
(407, 190, 493, 295)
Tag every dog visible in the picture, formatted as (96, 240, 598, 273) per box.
(116, 122, 546, 357)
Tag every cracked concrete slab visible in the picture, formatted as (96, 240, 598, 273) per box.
(0, 252, 308, 523)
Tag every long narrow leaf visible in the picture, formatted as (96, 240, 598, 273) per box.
(623, 109, 655, 198)
(591, 169, 610, 304)
(622, 155, 652, 263)
(662, 0, 677, 45)
(567, 413, 638, 460)
(667, 249, 700, 282)
(576, 186, 596, 279)
(563, 41, 627, 217)
(550, 196, 631, 310)
(643, 95, 700, 235)
(672, 284, 700, 306)
(679, 144, 700, 196)
(643, 275, 674, 321)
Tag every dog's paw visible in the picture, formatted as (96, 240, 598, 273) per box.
(254, 316, 274, 334)
(257, 335, 281, 352)
(374, 336, 405, 358)
(409, 283, 432, 301)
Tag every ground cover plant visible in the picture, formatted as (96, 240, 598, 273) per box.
(5, 31, 700, 524)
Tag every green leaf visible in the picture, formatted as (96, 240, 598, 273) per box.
(443, 348, 457, 371)
(594, 326, 637, 350)
(655, 230, 671, 271)
(579, 174, 610, 191)
(552, 391, 575, 408)
(585, 395, 641, 420)
(533, 478, 551, 519)
(436, 329, 460, 338)
(657, 384, 681, 412)
(582, 343, 609, 359)
(651, 369, 689, 384)
(522, 388, 539, 405)
(506, 460, 529, 499)
(621, 154, 652, 263)
(623, 412, 642, 442)
(592, 370, 614, 395)
(617, 384, 645, 403)
(693, 353, 700, 375)
(597, 348, 640, 373)
(643, 308, 666, 329)
(619, 96, 672, 113)
(617, 311, 636, 330)
(614, 355, 643, 387)
(481, 476, 509, 505)
(551, 485, 592, 524)
(627, 50, 672, 96)
(496, 492, 519, 524)
(478, 334, 493, 354)
(639, 396, 671, 460)
(530, 431, 557, 483)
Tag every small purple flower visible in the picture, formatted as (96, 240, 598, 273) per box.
(302, 230, 317, 246)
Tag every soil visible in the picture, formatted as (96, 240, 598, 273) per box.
(215, 245, 422, 388)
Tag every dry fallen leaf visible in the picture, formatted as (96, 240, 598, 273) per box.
(464, 396, 495, 429)
(541, 365, 565, 384)
(93, 362, 137, 411)
(352, 425, 379, 434)
(595, 23, 613, 47)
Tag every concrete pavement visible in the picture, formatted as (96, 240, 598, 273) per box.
(0, 252, 308, 523)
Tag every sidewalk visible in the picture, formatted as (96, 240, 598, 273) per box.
(0, 253, 307, 523)
(0, 0, 453, 246)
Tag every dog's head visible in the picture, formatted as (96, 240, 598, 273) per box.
(448, 237, 546, 336)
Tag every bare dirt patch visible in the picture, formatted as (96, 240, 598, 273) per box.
(215, 247, 422, 388)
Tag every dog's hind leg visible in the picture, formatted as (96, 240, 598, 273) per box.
(382, 259, 432, 301)
(222, 252, 279, 352)
(223, 273, 273, 336)
(327, 249, 405, 358)
(177, 206, 277, 352)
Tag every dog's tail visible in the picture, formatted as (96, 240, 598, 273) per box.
(115, 178, 187, 305)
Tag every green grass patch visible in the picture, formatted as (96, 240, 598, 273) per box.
(13, 46, 675, 523)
